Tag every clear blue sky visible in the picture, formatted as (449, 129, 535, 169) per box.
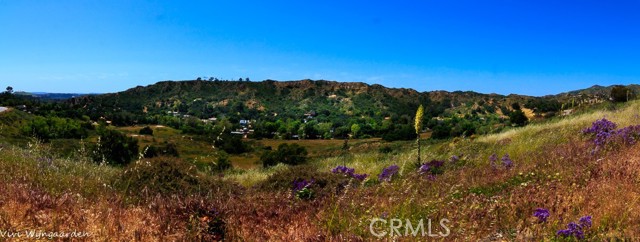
(1, 0, 639, 96)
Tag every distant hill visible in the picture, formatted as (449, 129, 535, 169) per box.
(69, 79, 528, 121)
(64, 79, 639, 139)
(557, 84, 639, 96)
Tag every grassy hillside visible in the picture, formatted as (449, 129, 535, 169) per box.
(3, 97, 640, 240)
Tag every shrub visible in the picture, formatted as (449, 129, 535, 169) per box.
(92, 127, 139, 165)
(257, 165, 352, 199)
(611, 85, 634, 102)
(22, 116, 89, 141)
(142, 145, 159, 158)
(430, 123, 452, 140)
(143, 142, 180, 159)
(163, 142, 180, 157)
(139, 126, 154, 135)
(213, 151, 232, 172)
(509, 110, 528, 126)
(261, 143, 308, 167)
(382, 125, 416, 141)
(215, 134, 248, 154)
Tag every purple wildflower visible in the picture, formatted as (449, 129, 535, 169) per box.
(332, 165, 368, 181)
(614, 125, 640, 145)
(418, 164, 431, 174)
(378, 164, 399, 182)
(331, 165, 347, 174)
(352, 173, 368, 181)
(556, 229, 572, 237)
(450, 155, 460, 163)
(582, 119, 640, 148)
(533, 208, 550, 223)
(592, 123, 640, 148)
(501, 154, 513, 169)
(583, 118, 617, 135)
(567, 222, 584, 239)
(557, 215, 593, 240)
(418, 160, 445, 175)
(579, 216, 592, 228)
(292, 179, 314, 194)
(489, 154, 498, 170)
(292, 179, 315, 200)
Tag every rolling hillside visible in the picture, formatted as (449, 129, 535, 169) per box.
(69, 79, 540, 119)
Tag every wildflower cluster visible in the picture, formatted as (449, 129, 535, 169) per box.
(331, 165, 368, 181)
(612, 125, 640, 145)
(489, 154, 498, 170)
(583, 118, 617, 135)
(557, 215, 592, 240)
(418, 159, 445, 175)
(378, 164, 399, 182)
(583, 118, 640, 148)
(292, 179, 314, 200)
(501, 154, 513, 169)
(533, 208, 550, 223)
(489, 153, 513, 170)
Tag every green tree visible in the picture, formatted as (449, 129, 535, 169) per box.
(611, 85, 634, 103)
(300, 121, 319, 139)
(92, 127, 139, 165)
(382, 124, 416, 141)
(261, 143, 308, 167)
(316, 122, 333, 139)
(350, 124, 361, 139)
(286, 120, 301, 139)
(139, 126, 154, 135)
(214, 151, 232, 172)
(509, 110, 528, 127)
(22, 116, 89, 141)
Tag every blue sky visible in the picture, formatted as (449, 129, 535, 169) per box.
(0, 0, 639, 96)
